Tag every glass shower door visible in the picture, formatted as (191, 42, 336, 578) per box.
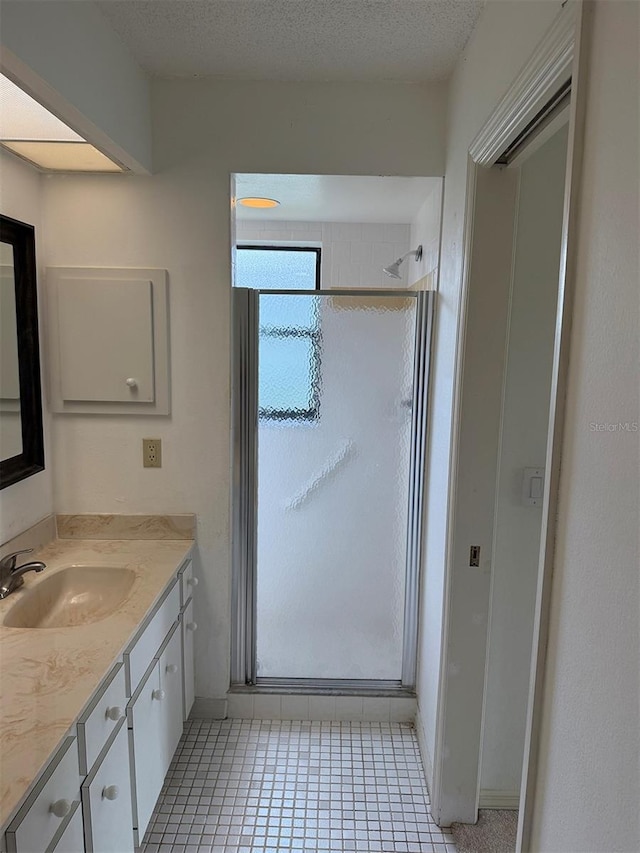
(254, 292, 418, 683)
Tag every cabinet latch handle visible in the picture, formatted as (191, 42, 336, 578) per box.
(50, 799, 72, 818)
(105, 706, 124, 721)
(102, 785, 119, 801)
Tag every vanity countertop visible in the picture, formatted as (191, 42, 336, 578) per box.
(0, 536, 194, 830)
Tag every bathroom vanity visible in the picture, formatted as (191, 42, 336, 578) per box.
(0, 533, 197, 852)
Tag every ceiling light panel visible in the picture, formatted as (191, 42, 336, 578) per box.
(0, 73, 124, 172)
(1, 141, 123, 172)
(0, 74, 83, 141)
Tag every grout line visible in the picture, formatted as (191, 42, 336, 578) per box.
(140, 719, 457, 852)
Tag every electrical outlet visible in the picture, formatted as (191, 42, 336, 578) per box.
(143, 438, 162, 468)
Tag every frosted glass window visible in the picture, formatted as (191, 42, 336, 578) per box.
(259, 333, 318, 421)
(235, 247, 320, 290)
(237, 247, 321, 423)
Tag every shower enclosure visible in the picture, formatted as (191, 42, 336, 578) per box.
(232, 288, 433, 691)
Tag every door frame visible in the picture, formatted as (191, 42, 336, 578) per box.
(431, 2, 591, 848)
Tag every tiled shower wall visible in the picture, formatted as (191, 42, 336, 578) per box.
(236, 220, 411, 289)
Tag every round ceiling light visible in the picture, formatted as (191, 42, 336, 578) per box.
(237, 197, 280, 209)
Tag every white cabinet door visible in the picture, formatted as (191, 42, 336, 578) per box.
(82, 721, 134, 853)
(181, 599, 196, 720)
(49, 801, 84, 853)
(128, 662, 164, 843)
(159, 625, 183, 768)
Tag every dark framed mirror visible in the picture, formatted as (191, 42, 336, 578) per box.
(0, 214, 45, 489)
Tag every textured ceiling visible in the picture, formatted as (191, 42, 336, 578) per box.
(97, 0, 484, 82)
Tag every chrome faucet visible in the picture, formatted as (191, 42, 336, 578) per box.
(0, 549, 46, 600)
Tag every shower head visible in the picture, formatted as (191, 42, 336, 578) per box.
(383, 245, 423, 280)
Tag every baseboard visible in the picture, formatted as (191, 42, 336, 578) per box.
(224, 692, 416, 722)
(190, 697, 228, 719)
(478, 790, 520, 810)
(414, 707, 434, 797)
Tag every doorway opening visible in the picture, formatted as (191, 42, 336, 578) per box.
(432, 8, 585, 845)
(229, 173, 443, 694)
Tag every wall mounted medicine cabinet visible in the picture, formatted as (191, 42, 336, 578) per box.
(46, 267, 170, 415)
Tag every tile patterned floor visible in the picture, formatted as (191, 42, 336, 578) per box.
(140, 719, 457, 852)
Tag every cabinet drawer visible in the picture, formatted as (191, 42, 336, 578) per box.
(46, 801, 84, 853)
(179, 559, 196, 607)
(81, 720, 134, 853)
(5, 738, 81, 853)
(77, 664, 127, 774)
(123, 578, 179, 695)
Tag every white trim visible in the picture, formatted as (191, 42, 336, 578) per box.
(431, 157, 478, 826)
(478, 791, 520, 810)
(506, 102, 571, 170)
(469, 3, 578, 167)
(517, 3, 590, 850)
(414, 707, 434, 796)
(476, 167, 523, 820)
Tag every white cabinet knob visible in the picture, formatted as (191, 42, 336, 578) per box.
(102, 785, 119, 801)
(186, 621, 198, 632)
(50, 799, 72, 818)
(126, 378, 138, 388)
(152, 688, 166, 701)
(166, 663, 178, 674)
(105, 706, 123, 721)
(187, 577, 199, 587)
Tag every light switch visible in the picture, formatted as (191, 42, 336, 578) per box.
(522, 467, 545, 506)
(530, 476, 543, 500)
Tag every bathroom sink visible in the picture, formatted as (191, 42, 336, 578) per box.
(2, 566, 136, 628)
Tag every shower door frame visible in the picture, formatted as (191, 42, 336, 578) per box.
(231, 287, 434, 694)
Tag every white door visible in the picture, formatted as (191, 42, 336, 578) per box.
(83, 722, 134, 853)
(128, 662, 164, 841)
(159, 625, 184, 767)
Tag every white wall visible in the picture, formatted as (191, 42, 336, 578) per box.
(480, 125, 568, 798)
(1, 1, 152, 173)
(415, 0, 564, 803)
(0, 152, 53, 543)
(237, 219, 411, 288)
(530, 3, 640, 849)
(153, 79, 445, 177)
(408, 183, 443, 286)
(42, 78, 446, 703)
